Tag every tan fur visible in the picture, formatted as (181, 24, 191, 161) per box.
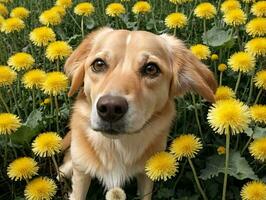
(60, 28, 217, 200)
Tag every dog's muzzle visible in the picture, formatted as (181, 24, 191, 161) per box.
(95, 95, 128, 134)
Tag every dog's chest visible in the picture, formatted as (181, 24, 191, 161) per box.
(82, 134, 147, 189)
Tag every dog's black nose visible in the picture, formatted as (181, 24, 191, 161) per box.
(97, 95, 128, 122)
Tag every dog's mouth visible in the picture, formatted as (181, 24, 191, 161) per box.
(91, 116, 153, 136)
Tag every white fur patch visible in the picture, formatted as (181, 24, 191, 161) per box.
(126, 34, 131, 45)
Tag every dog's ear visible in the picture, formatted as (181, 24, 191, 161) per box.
(161, 34, 217, 103)
(64, 27, 113, 96)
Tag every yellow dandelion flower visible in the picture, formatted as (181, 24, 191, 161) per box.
(250, 105, 266, 124)
(40, 98, 51, 106)
(32, 132, 62, 157)
(169, 0, 193, 4)
(10, 7, 30, 19)
(44, 98, 51, 104)
(245, 37, 266, 57)
(29, 26, 56, 47)
(218, 63, 227, 72)
(106, 3, 125, 17)
(217, 146, 226, 155)
(0, 3, 8, 17)
(190, 44, 211, 60)
(145, 151, 178, 181)
(55, 0, 72, 8)
(221, 0, 241, 13)
(249, 137, 266, 162)
(211, 54, 219, 61)
(50, 6, 66, 17)
(7, 157, 39, 181)
(132, 1, 151, 14)
(45, 41, 72, 61)
(24, 177, 57, 200)
(165, 12, 187, 29)
(42, 72, 68, 96)
(223, 9, 246, 26)
(254, 70, 266, 89)
(228, 52, 255, 73)
(0, 0, 11, 3)
(0, 15, 4, 26)
(106, 188, 126, 200)
(1, 17, 25, 34)
(22, 69, 46, 89)
(215, 86, 236, 101)
(0, 66, 17, 86)
(207, 99, 250, 135)
(39, 10, 61, 26)
(170, 134, 203, 160)
(74, 2, 95, 16)
(246, 18, 266, 37)
(251, 1, 266, 17)
(8, 52, 35, 71)
(194, 2, 217, 20)
(0, 113, 21, 135)
(241, 181, 266, 200)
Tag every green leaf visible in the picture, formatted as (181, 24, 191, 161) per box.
(200, 151, 258, 180)
(156, 188, 174, 199)
(202, 26, 234, 47)
(25, 110, 42, 129)
(146, 19, 155, 30)
(9, 125, 39, 145)
(253, 127, 266, 139)
(85, 18, 95, 30)
(244, 126, 266, 139)
(177, 195, 199, 200)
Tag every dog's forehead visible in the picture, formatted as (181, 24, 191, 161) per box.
(92, 30, 168, 55)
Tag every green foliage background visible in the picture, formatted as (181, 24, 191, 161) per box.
(0, 0, 265, 199)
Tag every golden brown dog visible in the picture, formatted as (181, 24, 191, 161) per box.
(60, 27, 217, 200)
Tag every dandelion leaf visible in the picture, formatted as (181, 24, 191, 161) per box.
(200, 151, 258, 180)
(202, 26, 234, 47)
(245, 127, 266, 139)
(10, 110, 42, 145)
(25, 110, 42, 129)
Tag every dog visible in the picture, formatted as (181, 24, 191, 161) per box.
(60, 27, 217, 200)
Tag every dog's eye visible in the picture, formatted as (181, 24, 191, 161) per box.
(141, 63, 160, 78)
(91, 59, 107, 73)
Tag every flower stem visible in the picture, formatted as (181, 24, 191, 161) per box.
(219, 72, 223, 86)
(191, 93, 204, 145)
(188, 158, 208, 200)
(54, 95, 60, 134)
(247, 72, 254, 105)
(241, 132, 253, 155)
(222, 130, 230, 200)
(173, 27, 177, 36)
(4, 135, 8, 167)
(49, 94, 54, 130)
(32, 88, 36, 110)
(254, 88, 262, 104)
(203, 20, 207, 45)
(81, 16, 84, 38)
(56, 59, 60, 71)
(9, 86, 21, 118)
(234, 72, 242, 94)
(0, 90, 10, 112)
(256, 164, 266, 173)
(51, 155, 61, 180)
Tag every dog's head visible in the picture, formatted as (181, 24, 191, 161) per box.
(65, 27, 217, 135)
